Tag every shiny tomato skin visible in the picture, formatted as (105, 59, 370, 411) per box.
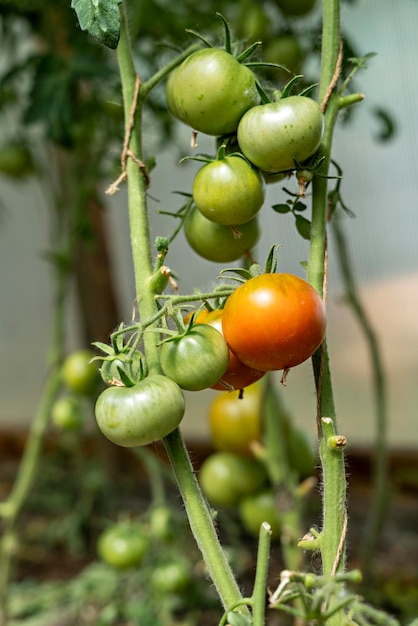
(199, 451, 268, 508)
(194, 309, 265, 391)
(209, 382, 262, 455)
(166, 48, 260, 136)
(160, 325, 229, 391)
(193, 156, 264, 225)
(237, 96, 324, 173)
(95, 375, 185, 447)
(184, 207, 260, 263)
(97, 522, 149, 569)
(222, 273, 326, 371)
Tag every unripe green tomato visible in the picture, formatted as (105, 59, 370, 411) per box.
(62, 350, 101, 396)
(150, 559, 192, 594)
(237, 96, 324, 173)
(149, 505, 175, 542)
(184, 207, 260, 263)
(238, 489, 281, 539)
(263, 34, 304, 81)
(192, 155, 264, 226)
(51, 395, 84, 431)
(199, 451, 268, 508)
(0, 142, 34, 178)
(97, 522, 149, 569)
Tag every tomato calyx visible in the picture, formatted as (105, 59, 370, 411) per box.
(93, 331, 146, 388)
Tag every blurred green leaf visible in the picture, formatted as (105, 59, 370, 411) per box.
(71, 0, 120, 49)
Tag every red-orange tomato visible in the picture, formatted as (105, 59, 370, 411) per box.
(193, 309, 265, 390)
(222, 273, 326, 372)
(209, 382, 262, 456)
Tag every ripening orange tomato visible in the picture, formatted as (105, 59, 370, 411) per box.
(222, 273, 326, 372)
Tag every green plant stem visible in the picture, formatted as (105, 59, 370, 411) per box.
(307, 0, 348, 623)
(252, 523, 272, 626)
(163, 429, 250, 615)
(332, 215, 389, 579)
(117, 6, 248, 616)
(0, 268, 67, 626)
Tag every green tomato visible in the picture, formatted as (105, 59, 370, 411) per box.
(277, 0, 317, 17)
(238, 489, 281, 539)
(160, 325, 229, 391)
(51, 395, 84, 431)
(149, 505, 175, 542)
(263, 34, 304, 81)
(166, 48, 260, 136)
(184, 207, 260, 263)
(237, 96, 324, 173)
(62, 350, 100, 396)
(95, 375, 185, 447)
(150, 560, 192, 594)
(0, 142, 34, 178)
(97, 522, 149, 569)
(193, 155, 264, 225)
(199, 451, 268, 508)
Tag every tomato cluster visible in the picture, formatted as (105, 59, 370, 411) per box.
(166, 43, 324, 263)
(200, 382, 315, 539)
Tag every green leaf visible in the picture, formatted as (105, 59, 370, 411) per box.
(295, 214, 311, 240)
(71, 0, 121, 50)
(272, 203, 291, 214)
(293, 201, 307, 212)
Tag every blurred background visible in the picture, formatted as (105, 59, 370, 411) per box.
(0, 0, 417, 448)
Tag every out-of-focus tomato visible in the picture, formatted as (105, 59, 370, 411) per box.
(208, 383, 262, 456)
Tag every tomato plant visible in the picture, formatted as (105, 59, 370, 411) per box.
(160, 325, 229, 391)
(62, 350, 101, 396)
(199, 451, 267, 508)
(208, 383, 262, 455)
(193, 155, 264, 225)
(184, 206, 260, 262)
(95, 375, 185, 447)
(193, 309, 265, 390)
(50, 395, 84, 431)
(222, 273, 326, 372)
(238, 489, 281, 539)
(166, 47, 260, 136)
(97, 521, 149, 569)
(237, 96, 324, 173)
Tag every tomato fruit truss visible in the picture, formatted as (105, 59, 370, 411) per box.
(95, 375, 185, 447)
(193, 309, 265, 391)
(199, 451, 268, 508)
(222, 273, 326, 372)
(97, 522, 149, 569)
(165, 47, 260, 136)
(193, 155, 264, 226)
(184, 206, 260, 263)
(160, 324, 229, 391)
(237, 96, 324, 173)
(209, 382, 262, 455)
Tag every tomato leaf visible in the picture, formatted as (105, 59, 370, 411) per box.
(264, 244, 282, 274)
(293, 201, 307, 212)
(71, 0, 120, 50)
(295, 214, 311, 240)
(272, 203, 291, 214)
